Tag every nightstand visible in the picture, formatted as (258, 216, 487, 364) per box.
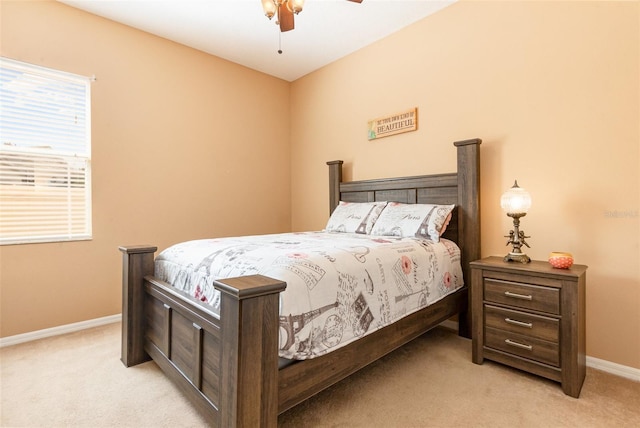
(470, 256, 587, 398)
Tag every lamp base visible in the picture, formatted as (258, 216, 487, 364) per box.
(504, 252, 531, 263)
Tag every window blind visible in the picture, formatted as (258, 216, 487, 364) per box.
(0, 58, 92, 245)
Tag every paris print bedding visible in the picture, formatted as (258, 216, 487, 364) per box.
(154, 231, 463, 360)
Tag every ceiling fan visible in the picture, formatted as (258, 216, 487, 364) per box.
(261, 0, 363, 33)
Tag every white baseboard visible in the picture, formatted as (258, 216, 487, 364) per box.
(586, 356, 640, 382)
(438, 319, 639, 383)
(0, 314, 121, 348)
(2, 315, 638, 383)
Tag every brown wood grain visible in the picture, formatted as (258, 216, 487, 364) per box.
(470, 256, 587, 398)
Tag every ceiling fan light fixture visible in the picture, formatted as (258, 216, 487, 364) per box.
(262, 0, 304, 21)
(287, 0, 305, 15)
(261, 0, 278, 20)
(263, 0, 359, 33)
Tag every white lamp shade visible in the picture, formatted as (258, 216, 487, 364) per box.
(501, 181, 532, 214)
(288, 0, 305, 14)
(261, 0, 277, 19)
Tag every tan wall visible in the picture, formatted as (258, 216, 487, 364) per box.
(0, 1, 291, 336)
(291, 1, 640, 369)
(1, 0, 638, 372)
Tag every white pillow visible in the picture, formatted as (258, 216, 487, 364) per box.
(369, 202, 455, 242)
(325, 201, 387, 234)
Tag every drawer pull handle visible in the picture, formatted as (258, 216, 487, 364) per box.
(504, 291, 533, 301)
(505, 318, 533, 328)
(505, 339, 533, 351)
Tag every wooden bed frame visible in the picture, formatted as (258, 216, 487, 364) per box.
(119, 138, 481, 427)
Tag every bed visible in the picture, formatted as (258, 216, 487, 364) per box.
(119, 138, 481, 427)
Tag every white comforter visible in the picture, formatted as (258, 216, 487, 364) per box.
(155, 231, 463, 360)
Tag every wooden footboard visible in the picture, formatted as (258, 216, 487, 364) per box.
(120, 245, 285, 427)
(121, 245, 465, 426)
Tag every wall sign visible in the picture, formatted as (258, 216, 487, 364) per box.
(367, 108, 418, 140)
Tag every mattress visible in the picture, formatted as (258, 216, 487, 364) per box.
(155, 231, 463, 360)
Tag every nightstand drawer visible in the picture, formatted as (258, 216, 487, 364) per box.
(471, 257, 587, 397)
(484, 278, 559, 315)
(485, 305, 559, 342)
(485, 326, 559, 367)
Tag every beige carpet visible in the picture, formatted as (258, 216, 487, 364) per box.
(1, 323, 638, 427)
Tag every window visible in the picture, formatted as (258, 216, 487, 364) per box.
(0, 58, 92, 245)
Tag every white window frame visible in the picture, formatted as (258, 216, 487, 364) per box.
(0, 57, 92, 245)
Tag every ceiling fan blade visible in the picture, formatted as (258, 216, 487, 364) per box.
(347, 0, 363, 3)
(279, 4, 294, 32)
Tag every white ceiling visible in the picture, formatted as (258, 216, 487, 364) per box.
(58, 0, 456, 82)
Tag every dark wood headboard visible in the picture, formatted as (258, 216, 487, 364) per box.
(327, 138, 481, 331)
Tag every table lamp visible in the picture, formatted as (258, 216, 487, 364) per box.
(501, 180, 532, 263)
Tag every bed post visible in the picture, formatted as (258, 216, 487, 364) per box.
(327, 160, 343, 214)
(119, 245, 157, 367)
(215, 275, 286, 428)
(453, 138, 481, 338)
